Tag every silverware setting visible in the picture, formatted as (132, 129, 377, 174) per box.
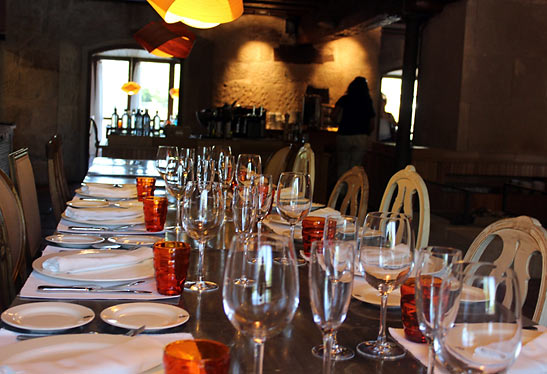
(37, 280, 151, 294)
(15, 325, 146, 341)
(68, 224, 142, 232)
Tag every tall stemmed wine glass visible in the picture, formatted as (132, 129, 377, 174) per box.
(276, 172, 312, 263)
(223, 233, 299, 374)
(414, 246, 462, 374)
(356, 212, 414, 360)
(182, 181, 224, 292)
(154, 145, 177, 179)
(164, 150, 186, 233)
(435, 264, 522, 374)
(218, 153, 235, 221)
(236, 154, 262, 186)
(309, 240, 355, 374)
(232, 184, 259, 286)
(254, 174, 273, 233)
(196, 146, 214, 183)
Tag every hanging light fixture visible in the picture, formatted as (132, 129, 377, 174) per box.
(134, 21, 195, 59)
(121, 82, 141, 95)
(146, 0, 243, 29)
(169, 88, 179, 99)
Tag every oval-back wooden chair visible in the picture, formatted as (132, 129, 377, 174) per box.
(292, 143, 315, 195)
(9, 148, 42, 262)
(0, 168, 27, 286)
(264, 145, 291, 185)
(46, 134, 71, 221)
(0, 207, 15, 311)
(464, 216, 547, 325)
(379, 165, 430, 250)
(327, 166, 369, 227)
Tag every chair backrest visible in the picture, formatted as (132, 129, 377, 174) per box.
(264, 146, 291, 185)
(464, 216, 547, 325)
(327, 166, 369, 226)
(9, 148, 42, 261)
(379, 165, 430, 249)
(46, 134, 71, 221)
(0, 208, 15, 311)
(0, 168, 27, 284)
(292, 143, 315, 195)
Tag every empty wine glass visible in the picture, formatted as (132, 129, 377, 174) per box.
(182, 181, 224, 292)
(254, 174, 273, 233)
(312, 215, 358, 361)
(223, 233, 299, 374)
(309, 240, 355, 374)
(276, 172, 312, 264)
(414, 246, 462, 374)
(434, 264, 522, 374)
(179, 147, 195, 181)
(164, 152, 187, 233)
(154, 145, 177, 179)
(236, 154, 262, 186)
(356, 211, 414, 360)
(218, 153, 235, 221)
(232, 184, 258, 286)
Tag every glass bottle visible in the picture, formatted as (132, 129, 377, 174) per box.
(143, 109, 151, 136)
(135, 109, 143, 136)
(153, 111, 161, 136)
(121, 109, 130, 135)
(110, 108, 118, 135)
(130, 109, 136, 135)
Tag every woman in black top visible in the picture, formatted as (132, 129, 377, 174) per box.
(332, 77, 375, 177)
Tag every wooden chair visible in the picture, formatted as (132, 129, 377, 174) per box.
(46, 134, 71, 221)
(0, 208, 15, 311)
(0, 169, 27, 286)
(327, 166, 369, 226)
(464, 216, 547, 325)
(9, 148, 43, 262)
(292, 143, 315, 195)
(264, 145, 291, 185)
(379, 165, 430, 249)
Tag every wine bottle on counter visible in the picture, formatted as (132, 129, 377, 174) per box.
(130, 109, 136, 135)
(153, 111, 161, 135)
(121, 109, 130, 135)
(143, 109, 151, 136)
(109, 108, 118, 135)
(135, 109, 143, 136)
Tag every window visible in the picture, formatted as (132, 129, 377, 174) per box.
(380, 70, 417, 140)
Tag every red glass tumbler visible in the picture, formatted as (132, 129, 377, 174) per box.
(400, 277, 426, 343)
(164, 339, 230, 374)
(136, 177, 156, 202)
(143, 196, 168, 232)
(153, 241, 191, 296)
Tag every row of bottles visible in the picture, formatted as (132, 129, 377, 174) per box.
(108, 108, 164, 136)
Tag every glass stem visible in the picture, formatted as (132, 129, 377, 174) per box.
(332, 331, 340, 351)
(197, 240, 205, 283)
(254, 341, 264, 374)
(322, 331, 335, 374)
(257, 220, 262, 234)
(377, 293, 389, 346)
(175, 198, 182, 229)
(289, 224, 295, 258)
(427, 338, 435, 374)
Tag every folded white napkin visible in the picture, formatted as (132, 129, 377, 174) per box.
(42, 247, 153, 274)
(64, 206, 143, 222)
(306, 207, 341, 218)
(80, 183, 137, 199)
(0, 335, 164, 374)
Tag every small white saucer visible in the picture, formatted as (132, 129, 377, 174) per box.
(107, 235, 161, 248)
(46, 234, 105, 248)
(1, 302, 95, 331)
(100, 302, 189, 331)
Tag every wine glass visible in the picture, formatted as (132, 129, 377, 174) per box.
(253, 174, 273, 233)
(223, 233, 299, 374)
(276, 172, 312, 263)
(434, 264, 522, 374)
(179, 147, 195, 181)
(232, 184, 259, 286)
(182, 181, 224, 292)
(312, 215, 358, 361)
(236, 154, 262, 186)
(164, 152, 186, 233)
(218, 153, 235, 221)
(154, 145, 177, 179)
(309, 240, 355, 374)
(414, 246, 462, 374)
(356, 211, 414, 360)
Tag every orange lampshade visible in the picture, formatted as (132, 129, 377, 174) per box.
(169, 88, 179, 99)
(122, 82, 141, 95)
(134, 21, 195, 59)
(146, 0, 243, 29)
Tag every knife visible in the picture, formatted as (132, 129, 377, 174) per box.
(37, 285, 152, 294)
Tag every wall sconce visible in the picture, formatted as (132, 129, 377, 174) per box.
(169, 88, 179, 99)
(122, 82, 141, 95)
(134, 21, 195, 58)
(146, 0, 243, 29)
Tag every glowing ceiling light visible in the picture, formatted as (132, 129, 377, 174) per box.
(134, 21, 195, 59)
(121, 82, 141, 95)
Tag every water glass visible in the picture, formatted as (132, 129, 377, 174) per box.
(155, 145, 177, 179)
(143, 196, 168, 232)
(164, 339, 230, 374)
(254, 174, 273, 232)
(153, 241, 191, 295)
(236, 154, 261, 186)
(136, 176, 156, 201)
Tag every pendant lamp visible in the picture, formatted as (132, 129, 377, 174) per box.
(121, 82, 141, 95)
(146, 0, 243, 29)
(134, 21, 195, 59)
(169, 88, 179, 99)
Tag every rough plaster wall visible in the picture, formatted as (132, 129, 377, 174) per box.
(460, 0, 547, 155)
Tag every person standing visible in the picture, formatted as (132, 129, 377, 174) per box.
(331, 76, 376, 178)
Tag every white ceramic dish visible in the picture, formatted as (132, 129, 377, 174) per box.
(61, 212, 144, 227)
(75, 187, 137, 200)
(352, 276, 401, 308)
(1, 302, 95, 331)
(107, 235, 161, 248)
(32, 250, 154, 282)
(114, 200, 143, 209)
(45, 234, 105, 248)
(100, 302, 189, 331)
(67, 200, 110, 208)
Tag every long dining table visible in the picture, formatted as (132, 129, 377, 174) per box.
(6, 156, 427, 373)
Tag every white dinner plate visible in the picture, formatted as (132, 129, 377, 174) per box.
(1, 302, 95, 331)
(46, 234, 105, 248)
(101, 303, 190, 331)
(114, 200, 143, 209)
(61, 212, 145, 227)
(108, 235, 161, 248)
(352, 276, 401, 308)
(32, 250, 154, 282)
(266, 214, 301, 227)
(67, 200, 110, 208)
(75, 187, 137, 200)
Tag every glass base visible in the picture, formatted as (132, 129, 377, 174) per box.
(233, 277, 255, 287)
(273, 257, 306, 267)
(312, 344, 354, 361)
(356, 340, 406, 361)
(184, 280, 218, 292)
